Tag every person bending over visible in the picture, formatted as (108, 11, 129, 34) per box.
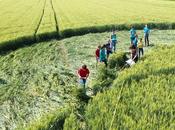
(130, 44, 138, 63)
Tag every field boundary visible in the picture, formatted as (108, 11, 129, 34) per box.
(0, 22, 175, 53)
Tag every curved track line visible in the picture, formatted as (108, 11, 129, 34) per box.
(34, 0, 46, 37)
(50, 0, 59, 35)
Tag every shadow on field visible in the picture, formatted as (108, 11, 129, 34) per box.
(0, 31, 59, 55)
(1, 22, 175, 55)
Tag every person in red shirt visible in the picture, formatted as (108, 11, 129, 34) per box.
(78, 64, 90, 88)
(95, 45, 101, 67)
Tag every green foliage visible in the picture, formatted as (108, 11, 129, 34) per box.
(72, 87, 91, 103)
(63, 113, 79, 130)
(92, 51, 127, 94)
(82, 45, 175, 130)
(21, 108, 71, 130)
(108, 51, 128, 69)
(92, 64, 112, 94)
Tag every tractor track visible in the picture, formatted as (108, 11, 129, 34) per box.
(34, 0, 46, 38)
(50, 0, 59, 35)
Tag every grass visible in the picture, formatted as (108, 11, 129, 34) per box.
(53, 0, 175, 30)
(22, 107, 71, 130)
(82, 45, 175, 130)
(0, 30, 175, 129)
(64, 45, 175, 130)
(1, 0, 175, 50)
(0, 0, 45, 43)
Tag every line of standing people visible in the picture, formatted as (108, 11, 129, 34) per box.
(95, 31, 118, 67)
(129, 24, 150, 63)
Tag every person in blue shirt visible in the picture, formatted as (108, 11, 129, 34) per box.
(133, 34, 138, 47)
(130, 26, 136, 43)
(143, 24, 150, 46)
(110, 31, 117, 52)
(100, 45, 107, 67)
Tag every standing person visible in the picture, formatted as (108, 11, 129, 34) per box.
(129, 44, 138, 63)
(100, 45, 108, 67)
(106, 40, 112, 59)
(138, 38, 144, 58)
(143, 24, 150, 46)
(78, 65, 90, 91)
(130, 26, 136, 43)
(95, 45, 101, 67)
(110, 30, 117, 52)
(133, 34, 138, 47)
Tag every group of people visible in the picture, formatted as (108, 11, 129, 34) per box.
(129, 24, 150, 63)
(77, 25, 150, 89)
(77, 31, 117, 90)
(95, 31, 118, 67)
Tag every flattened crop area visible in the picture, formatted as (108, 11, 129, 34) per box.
(0, 30, 175, 129)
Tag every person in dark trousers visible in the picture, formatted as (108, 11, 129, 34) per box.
(138, 38, 144, 58)
(133, 34, 138, 47)
(95, 45, 101, 67)
(129, 44, 138, 63)
(78, 65, 90, 91)
(110, 30, 117, 52)
(106, 40, 112, 59)
(100, 45, 108, 67)
(143, 24, 150, 46)
(130, 26, 136, 43)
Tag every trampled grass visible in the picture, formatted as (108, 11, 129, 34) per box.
(0, 30, 175, 129)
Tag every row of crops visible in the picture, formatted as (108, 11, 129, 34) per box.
(1, 0, 175, 51)
(63, 45, 175, 130)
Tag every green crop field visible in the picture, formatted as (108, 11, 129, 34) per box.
(0, 30, 175, 129)
(54, 0, 175, 30)
(0, 0, 45, 43)
(1, 0, 175, 129)
(76, 45, 175, 130)
(0, 0, 175, 49)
